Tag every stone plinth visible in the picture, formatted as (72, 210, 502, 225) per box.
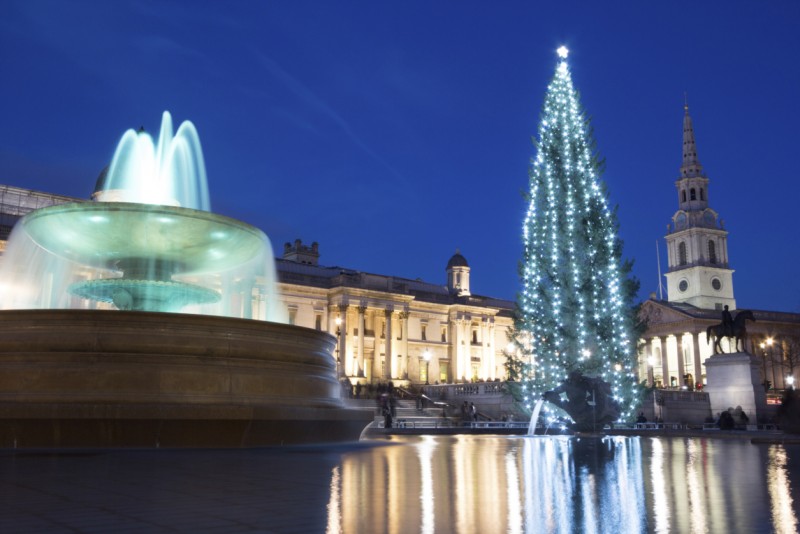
(703, 352, 767, 424)
(0, 309, 372, 448)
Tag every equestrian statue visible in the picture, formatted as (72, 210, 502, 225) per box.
(706, 306, 756, 354)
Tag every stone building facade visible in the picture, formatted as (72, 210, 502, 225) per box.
(277, 241, 515, 387)
(639, 105, 800, 392)
(0, 185, 515, 387)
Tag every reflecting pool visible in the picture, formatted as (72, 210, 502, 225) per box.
(2, 435, 799, 533)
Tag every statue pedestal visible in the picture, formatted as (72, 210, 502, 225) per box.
(703, 352, 767, 424)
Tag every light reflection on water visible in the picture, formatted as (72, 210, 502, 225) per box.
(326, 435, 800, 533)
(3, 435, 800, 533)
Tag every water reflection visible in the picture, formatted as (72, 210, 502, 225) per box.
(328, 436, 800, 533)
(768, 446, 798, 534)
(3, 437, 800, 532)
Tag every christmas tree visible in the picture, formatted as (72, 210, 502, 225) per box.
(511, 47, 640, 423)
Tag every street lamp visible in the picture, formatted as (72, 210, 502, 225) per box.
(760, 337, 774, 392)
(423, 350, 431, 385)
(788, 376, 795, 390)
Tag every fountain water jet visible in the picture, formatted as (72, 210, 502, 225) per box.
(527, 398, 545, 436)
(0, 112, 370, 448)
(0, 112, 284, 322)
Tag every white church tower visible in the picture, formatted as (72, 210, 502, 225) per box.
(664, 102, 736, 310)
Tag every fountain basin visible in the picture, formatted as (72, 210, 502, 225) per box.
(23, 202, 266, 275)
(0, 310, 372, 447)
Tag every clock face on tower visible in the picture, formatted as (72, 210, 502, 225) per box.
(675, 213, 687, 230)
(703, 211, 716, 226)
(712, 278, 722, 290)
(679, 280, 689, 292)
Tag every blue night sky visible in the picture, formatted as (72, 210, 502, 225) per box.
(1, 1, 799, 312)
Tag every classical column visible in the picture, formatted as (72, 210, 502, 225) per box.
(357, 306, 366, 377)
(645, 344, 654, 386)
(659, 336, 670, 387)
(692, 332, 703, 386)
(337, 304, 348, 378)
(400, 311, 410, 379)
(384, 309, 393, 379)
(676, 334, 686, 388)
(456, 318, 467, 381)
(448, 318, 458, 382)
(485, 319, 495, 380)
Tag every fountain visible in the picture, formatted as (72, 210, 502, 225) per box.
(542, 371, 620, 432)
(0, 112, 371, 448)
(527, 398, 545, 436)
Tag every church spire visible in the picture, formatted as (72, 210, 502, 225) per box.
(665, 97, 735, 310)
(681, 97, 704, 178)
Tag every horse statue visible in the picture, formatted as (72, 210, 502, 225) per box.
(706, 309, 755, 354)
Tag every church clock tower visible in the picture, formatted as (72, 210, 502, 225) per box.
(664, 102, 736, 310)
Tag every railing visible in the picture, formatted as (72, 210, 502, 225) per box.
(381, 419, 529, 430)
(609, 422, 686, 430)
(654, 390, 709, 403)
(421, 382, 506, 399)
(702, 423, 781, 431)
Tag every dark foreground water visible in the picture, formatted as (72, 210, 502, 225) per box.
(1, 435, 799, 533)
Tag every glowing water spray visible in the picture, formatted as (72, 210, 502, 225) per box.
(0, 112, 286, 322)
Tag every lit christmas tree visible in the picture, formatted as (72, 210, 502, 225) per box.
(511, 47, 641, 423)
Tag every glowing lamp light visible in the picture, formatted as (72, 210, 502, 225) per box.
(557, 46, 569, 59)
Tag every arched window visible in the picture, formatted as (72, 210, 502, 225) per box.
(678, 242, 687, 266)
(682, 190, 687, 203)
(700, 188, 705, 201)
(690, 188, 697, 201)
(708, 240, 717, 264)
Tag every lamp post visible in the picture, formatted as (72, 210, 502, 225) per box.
(423, 350, 431, 385)
(760, 337, 774, 392)
(787, 375, 795, 390)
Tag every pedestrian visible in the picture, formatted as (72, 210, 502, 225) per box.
(470, 402, 477, 422)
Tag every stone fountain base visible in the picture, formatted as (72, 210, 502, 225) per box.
(0, 310, 372, 448)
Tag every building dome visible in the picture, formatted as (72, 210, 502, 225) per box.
(446, 251, 469, 270)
